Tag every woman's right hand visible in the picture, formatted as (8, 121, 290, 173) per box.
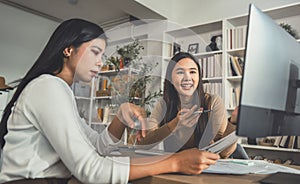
(172, 148, 220, 175)
(176, 105, 202, 128)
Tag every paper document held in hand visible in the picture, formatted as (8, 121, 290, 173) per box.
(199, 131, 239, 153)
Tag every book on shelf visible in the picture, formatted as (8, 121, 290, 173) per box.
(234, 56, 243, 75)
(228, 56, 244, 76)
(203, 82, 222, 97)
(273, 136, 282, 147)
(229, 86, 241, 108)
(229, 56, 240, 76)
(272, 136, 299, 149)
(227, 62, 233, 76)
(279, 136, 288, 148)
(226, 25, 247, 50)
(199, 54, 222, 78)
(287, 136, 296, 149)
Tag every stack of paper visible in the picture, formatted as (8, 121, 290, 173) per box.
(200, 131, 239, 153)
(203, 159, 300, 175)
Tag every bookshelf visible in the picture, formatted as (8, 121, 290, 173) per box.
(163, 3, 300, 114)
(164, 20, 224, 98)
(72, 3, 300, 156)
(243, 144, 300, 165)
(161, 3, 300, 163)
(225, 4, 300, 164)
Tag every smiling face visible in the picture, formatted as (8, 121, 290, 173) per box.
(171, 58, 199, 98)
(62, 38, 106, 84)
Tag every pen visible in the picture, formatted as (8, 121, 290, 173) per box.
(193, 109, 213, 114)
(128, 118, 140, 149)
(180, 109, 213, 115)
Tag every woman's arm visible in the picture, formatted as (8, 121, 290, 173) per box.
(108, 103, 147, 141)
(136, 104, 200, 149)
(129, 148, 220, 180)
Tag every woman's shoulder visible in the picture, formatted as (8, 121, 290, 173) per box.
(209, 93, 222, 101)
(29, 74, 69, 89)
(205, 93, 224, 106)
(204, 93, 219, 100)
(23, 74, 71, 97)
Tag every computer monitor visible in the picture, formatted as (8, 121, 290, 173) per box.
(236, 4, 300, 138)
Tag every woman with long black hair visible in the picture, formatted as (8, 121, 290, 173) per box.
(134, 52, 236, 158)
(0, 19, 219, 184)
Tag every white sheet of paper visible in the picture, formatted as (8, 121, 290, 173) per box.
(200, 131, 239, 153)
(203, 159, 300, 175)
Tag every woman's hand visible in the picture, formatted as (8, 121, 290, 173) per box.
(128, 148, 220, 180)
(117, 103, 147, 139)
(176, 105, 202, 128)
(172, 148, 219, 175)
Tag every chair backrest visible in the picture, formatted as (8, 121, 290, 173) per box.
(230, 143, 249, 159)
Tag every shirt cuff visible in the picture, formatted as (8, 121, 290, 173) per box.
(103, 126, 125, 146)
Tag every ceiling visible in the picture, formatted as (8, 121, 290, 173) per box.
(1, 0, 166, 30)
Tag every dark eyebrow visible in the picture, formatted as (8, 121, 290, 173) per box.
(175, 67, 198, 71)
(175, 68, 184, 71)
(91, 45, 102, 52)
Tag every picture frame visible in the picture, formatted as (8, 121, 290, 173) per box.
(206, 34, 222, 52)
(173, 42, 181, 55)
(187, 43, 199, 54)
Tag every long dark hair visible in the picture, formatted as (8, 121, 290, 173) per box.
(0, 18, 107, 148)
(161, 52, 211, 146)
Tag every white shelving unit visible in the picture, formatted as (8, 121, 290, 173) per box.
(164, 20, 224, 99)
(161, 3, 300, 163)
(227, 4, 300, 163)
(72, 3, 300, 156)
(242, 144, 300, 165)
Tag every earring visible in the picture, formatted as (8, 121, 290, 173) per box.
(63, 51, 70, 58)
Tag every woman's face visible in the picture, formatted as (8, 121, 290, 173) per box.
(171, 58, 199, 97)
(68, 38, 106, 83)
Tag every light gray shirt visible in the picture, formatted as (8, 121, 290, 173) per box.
(0, 74, 129, 184)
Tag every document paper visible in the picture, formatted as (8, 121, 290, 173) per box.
(199, 131, 239, 153)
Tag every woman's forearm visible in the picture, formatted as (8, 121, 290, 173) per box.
(108, 116, 126, 141)
(129, 154, 176, 180)
(136, 117, 179, 146)
(129, 148, 220, 181)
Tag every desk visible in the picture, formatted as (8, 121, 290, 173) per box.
(132, 165, 300, 184)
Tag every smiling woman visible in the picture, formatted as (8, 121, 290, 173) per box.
(134, 52, 237, 159)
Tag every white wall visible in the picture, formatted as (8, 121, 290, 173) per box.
(136, 0, 300, 27)
(1, 0, 299, 83)
(0, 3, 58, 83)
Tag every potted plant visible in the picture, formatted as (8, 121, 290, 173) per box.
(106, 39, 144, 71)
(279, 23, 299, 39)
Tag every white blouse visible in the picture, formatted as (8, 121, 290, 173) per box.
(0, 74, 129, 184)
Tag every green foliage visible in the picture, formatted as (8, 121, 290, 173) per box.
(106, 39, 144, 70)
(117, 39, 144, 65)
(279, 23, 299, 39)
(106, 55, 120, 70)
(108, 40, 162, 116)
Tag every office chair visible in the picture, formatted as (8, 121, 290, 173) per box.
(230, 143, 249, 159)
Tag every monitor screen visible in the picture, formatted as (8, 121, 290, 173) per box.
(236, 4, 300, 138)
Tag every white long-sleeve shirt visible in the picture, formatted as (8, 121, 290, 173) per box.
(0, 74, 130, 184)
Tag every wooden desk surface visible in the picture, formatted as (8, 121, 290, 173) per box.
(132, 165, 300, 184)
